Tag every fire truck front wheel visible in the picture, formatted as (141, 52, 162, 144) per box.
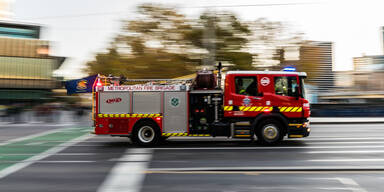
(256, 119, 284, 144)
(131, 121, 161, 146)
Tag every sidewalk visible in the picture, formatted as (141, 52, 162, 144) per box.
(0, 110, 91, 126)
(310, 117, 384, 124)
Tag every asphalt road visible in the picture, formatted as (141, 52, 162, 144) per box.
(0, 120, 384, 192)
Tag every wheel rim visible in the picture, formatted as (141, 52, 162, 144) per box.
(263, 124, 278, 140)
(138, 126, 155, 143)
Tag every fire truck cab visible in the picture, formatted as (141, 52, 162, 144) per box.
(93, 69, 310, 145)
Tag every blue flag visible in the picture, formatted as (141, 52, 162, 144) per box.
(65, 75, 98, 95)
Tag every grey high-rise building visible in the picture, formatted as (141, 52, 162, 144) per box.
(298, 41, 335, 92)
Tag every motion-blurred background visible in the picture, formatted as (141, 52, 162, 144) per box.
(0, 0, 383, 123)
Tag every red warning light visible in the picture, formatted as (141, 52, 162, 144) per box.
(96, 78, 102, 87)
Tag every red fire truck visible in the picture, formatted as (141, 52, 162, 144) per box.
(92, 66, 310, 145)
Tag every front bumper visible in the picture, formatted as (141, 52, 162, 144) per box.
(287, 120, 310, 138)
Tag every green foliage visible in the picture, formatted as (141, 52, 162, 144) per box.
(85, 48, 123, 75)
(85, 4, 302, 78)
(183, 11, 253, 69)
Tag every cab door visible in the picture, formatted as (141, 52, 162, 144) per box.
(229, 75, 265, 117)
(271, 75, 303, 118)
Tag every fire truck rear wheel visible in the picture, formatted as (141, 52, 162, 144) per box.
(132, 121, 160, 146)
(256, 119, 284, 144)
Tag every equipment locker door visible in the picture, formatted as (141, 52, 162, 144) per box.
(163, 92, 188, 133)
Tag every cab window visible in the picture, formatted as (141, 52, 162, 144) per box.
(274, 76, 298, 97)
(235, 76, 258, 96)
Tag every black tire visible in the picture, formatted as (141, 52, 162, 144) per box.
(256, 119, 284, 145)
(131, 121, 161, 146)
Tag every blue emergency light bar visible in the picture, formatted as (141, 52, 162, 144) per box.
(283, 66, 296, 72)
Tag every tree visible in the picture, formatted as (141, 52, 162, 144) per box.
(183, 11, 253, 70)
(248, 18, 303, 70)
(85, 4, 303, 78)
(85, 4, 198, 79)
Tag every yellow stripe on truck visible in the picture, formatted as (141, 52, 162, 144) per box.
(280, 106, 303, 112)
(296, 107, 303, 112)
(223, 106, 303, 112)
(250, 106, 257, 111)
(291, 107, 298, 112)
(97, 113, 162, 118)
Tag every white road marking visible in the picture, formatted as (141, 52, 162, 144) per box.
(0, 134, 93, 179)
(316, 187, 361, 191)
(114, 154, 152, 162)
(307, 141, 384, 145)
(169, 136, 384, 141)
(305, 150, 384, 154)
(25, 142, 45, 146)
(54, 153, 98, 156)
(97, 148, 153, 192)
(0, 123, 75, 127)
(0, 127, 72, 146)
(147, 165, 384, 172)
(309, 159, 384, 162)
(246, 186, 356, 191)
(151, 145, 384, 150)
(295, 137, 384, 140)
(336, 177, 368, 192)
(0, 160, 95, 163)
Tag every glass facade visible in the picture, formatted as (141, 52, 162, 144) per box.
(0, 56, 59, 89)
(0, 22, 40, 39)
(0, 26, 39, 39)
(0, 57, 54, 80)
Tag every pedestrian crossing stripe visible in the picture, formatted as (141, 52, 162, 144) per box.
(162, 133, 211, 137)
(97, 114, 162, 118)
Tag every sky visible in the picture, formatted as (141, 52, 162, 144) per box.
(7, 0, 384, 78)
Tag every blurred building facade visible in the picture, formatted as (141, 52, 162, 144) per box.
(0, 20, 65, 104)
(280, 41, 335, 94)
(352, 55, 384, 91)
(298, 41, 335, 92)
